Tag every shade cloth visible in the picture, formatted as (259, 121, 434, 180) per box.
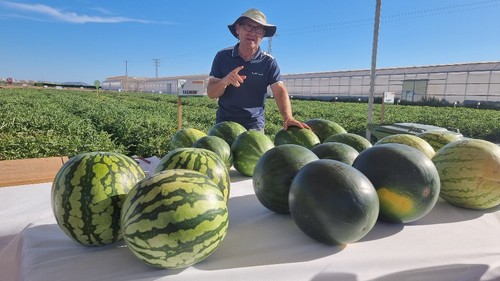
(1, 167, 500, 281)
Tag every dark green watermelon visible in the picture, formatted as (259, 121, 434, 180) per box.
(192, 135, 233, 170)
(208, 121, 247, 147)
(231, 130, 274, 177)
(274, 126, 320, 149)
(289, 159, 379, 245)
(324, 132, 372, 152)
(310, 142, 359, 165)
(170, 128, 207, 150)
(305, 119, 347, 142)
(253, 144, 319, 214)
(352, 143, 440, 223)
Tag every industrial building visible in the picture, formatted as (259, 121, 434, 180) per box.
(102, 61, 500, 103)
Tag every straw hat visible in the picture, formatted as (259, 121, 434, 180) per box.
(228, 8, 277, 38)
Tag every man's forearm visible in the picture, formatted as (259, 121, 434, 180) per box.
(207, 77, 228, 99)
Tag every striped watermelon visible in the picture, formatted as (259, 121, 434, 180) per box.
(324, 133, 372, 152)
(208, 121, 247, 147)
(431, 138, 500, 209)
(305, 118, 347, 142)
(121, 169, 228, 269)
(417, 130, 463, 152)
(51, 152, 145, 246)
(170, 128, 207, 150)
(375, 133, 435, 159)
(231, 130, 274, 176)
(274, 126, 320, 149)
(193, 135, 233, 170)
(155, 147, 230, 201)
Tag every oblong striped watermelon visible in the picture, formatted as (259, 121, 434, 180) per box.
(431, 138, 500, 209)
(375, 133, 435, 159)
(192, 135, 233, 170)
(208, 121, 247, 147)
(417, 130, 463, 152)
(231, 130, 274, 177)
(121, 169, 228, 269)
(274, 126, 320, 149)
(170, 128, 207, 150)
(155, 147, 230, 201)
(51, 152, 145, 246)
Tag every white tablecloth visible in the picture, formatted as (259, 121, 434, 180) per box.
(1, 169, 500, 281)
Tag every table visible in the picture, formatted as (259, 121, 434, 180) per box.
(1, 169, 500, 281)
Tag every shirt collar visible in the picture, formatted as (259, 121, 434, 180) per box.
(232, 43, 262, 61)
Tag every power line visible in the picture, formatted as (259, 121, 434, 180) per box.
(278, 0, 500, 36)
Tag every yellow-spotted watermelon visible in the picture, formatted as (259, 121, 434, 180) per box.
(352, 143, 440, 223)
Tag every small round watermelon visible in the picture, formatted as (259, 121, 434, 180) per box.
(311, 142, 359, 165)
(155, 147, 230, 201)
(192, 135, 233, 170)
(289, 159, 379, 245)
(51, 152, 145, 246)
(375, 133, 435, 159)
(274, 126, 320, 149)
(231, 130, 274, 177)
(352, 143, 440, 223)
(253, 144, 319, 214)
(432, 138, 500, 209)
(121, 169, 228, 269)
(305, 118, 347, 142)
(324, 133, 372, 152)
(170, 128, 207, 150)
(208, 121, 247, 147)
(417, 130, 463, 152)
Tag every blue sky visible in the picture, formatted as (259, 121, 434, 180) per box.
(1, 0, 499, 84)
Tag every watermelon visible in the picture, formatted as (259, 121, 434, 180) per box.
(289, 159, 379, 245)
(193, 135, 233, 170)
(431, 138, 500, 209)
(121, 169, 228, 269)
(51, 152, 145, 246)
(324, 133, 372, 152)
(352, 143, 440, 223)
(155, 147, 230, 201)
(274, 126, 320, 149)
(170, 128, 207, 150)
(231, 130, 274, 177)
(310, 142, 359, 165)
(253, 144, 319, 214)
(417, 130, 463, 152)
(305, 118, 347, 142)
(208, 121, 247, 147)
(375, 133, 435, 159)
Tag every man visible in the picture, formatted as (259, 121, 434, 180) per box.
(207, 8, 310, 131)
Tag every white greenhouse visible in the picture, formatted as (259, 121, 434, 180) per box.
(103, 61, 500, 103)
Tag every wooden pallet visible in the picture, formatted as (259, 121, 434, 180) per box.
(0, 157, 68, 188)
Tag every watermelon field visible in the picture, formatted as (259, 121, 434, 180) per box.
(1, 87, 499, 160)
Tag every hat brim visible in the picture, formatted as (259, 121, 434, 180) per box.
(228, 16, 276, 38)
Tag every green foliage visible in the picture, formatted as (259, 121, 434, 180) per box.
(0, 87, 498, 160)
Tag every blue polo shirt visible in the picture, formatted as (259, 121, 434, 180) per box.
(209, 43, 282, 130)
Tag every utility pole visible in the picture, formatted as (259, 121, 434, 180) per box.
(124, 60, 128, 92)
(267, 36, 273, 55)
(153, 58, 160, 78)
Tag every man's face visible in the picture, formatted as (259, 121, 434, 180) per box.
(236, 20, 265, 48)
